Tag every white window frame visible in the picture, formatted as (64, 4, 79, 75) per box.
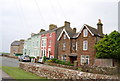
(50, 33, 52, 37)
(76, 42, 77, 50)
(41, 38, 46, 47)
(63, 43, 66, 50)
(81, 55, 84, 65)
(83, 40, 88, 50)
(64, 34, 66, 39)
(85, 55, 89, 64)
(43, 50, 46, 57)
(72, 43, 75, 50)
(83, 29, 88, 37)
(81, 55, 89, 65)
(62, 55, 67, 61)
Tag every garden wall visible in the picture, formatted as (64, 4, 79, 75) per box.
(81, 65, 118, 75)
(45, 63, 75, 69)
(19, 62, 118, 80)
(94, 59, 117, 67)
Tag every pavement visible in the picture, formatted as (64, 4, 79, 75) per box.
(0, 69, 13, 79)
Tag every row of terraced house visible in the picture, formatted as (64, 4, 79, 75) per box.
(10, 19, 104, 66)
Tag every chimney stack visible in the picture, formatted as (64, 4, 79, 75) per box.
(73, 28, 76, 33)
(49, 24, 57, 30)
(40, 29, 45, 33)
(97, 19, 103, 35)
(20, 39, 24, 42)
(64, 21, 70, 27)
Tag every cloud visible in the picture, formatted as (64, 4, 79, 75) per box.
(1, 0, 118, 52)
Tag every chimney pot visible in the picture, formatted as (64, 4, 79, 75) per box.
(40, 29, 45, 33)
(73, 28, 76, 33)
(97, 19, 103, 35)
(64, 21, 70, 27)
(49, 24, 57, 30)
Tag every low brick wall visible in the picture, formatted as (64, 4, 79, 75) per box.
(81, 65, 118, 75)
(19, 62, 118, 80)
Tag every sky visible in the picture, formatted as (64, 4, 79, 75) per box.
(0, 0, 119, 52)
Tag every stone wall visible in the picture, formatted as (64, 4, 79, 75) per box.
(19, 62, 118, 80)
(45, 63, 75, 69)
(94, 59, 113, 67)
(81, 65, 118, 75)
(94, 59, 118, 67)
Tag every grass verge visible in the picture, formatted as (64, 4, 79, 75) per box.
(2, 66, 46, 80)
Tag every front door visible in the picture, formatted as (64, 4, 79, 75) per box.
(69, 56, 77, 63)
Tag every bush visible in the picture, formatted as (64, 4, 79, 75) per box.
(66, 61, 74, 66)
(51, 58, 57, 63)
(49, 58, 74, 66)
(55, 59, 61, 64)
(61, 60, 67, 65)
(46, 60, 52, 63)
(30, 57, 35, 59)
(43, 56, 46, 62)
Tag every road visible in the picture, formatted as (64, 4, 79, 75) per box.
(1, 56, 20, 67)
(0, 56, 20, 80)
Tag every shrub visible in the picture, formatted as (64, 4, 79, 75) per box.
(51, 58, 57, 63)
(43, 56, 46, 62)
(55, 59, 61, 64)
(30, 57, 35, 58)
(46, 60, 52, 63)
(66, 61, 74, 66)
(49, 58, 74, 66)
(61, 60, 67, 65)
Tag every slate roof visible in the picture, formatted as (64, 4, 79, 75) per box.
(39, 27, 59, 35)
(85, 24, 104, 37)
(72, 33, 79, 38)
(11, 40, 24, 46)
(64, 26, 76, 38)
(74, 24, 104, 38)
(11, 41, 21, 46)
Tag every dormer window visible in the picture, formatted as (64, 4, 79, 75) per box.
(83, 29, 88, 37)
(64, 34, 66, 39)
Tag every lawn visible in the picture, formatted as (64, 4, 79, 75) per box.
(2, 66, 47, 80)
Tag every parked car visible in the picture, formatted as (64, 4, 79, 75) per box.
(18, 55, 31, 62)
(38, 57, 50, 63)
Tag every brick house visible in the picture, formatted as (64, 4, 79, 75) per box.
(57, 19, 104, 66)
(57, 22, 76, 62)
(10, 39, 24, 56)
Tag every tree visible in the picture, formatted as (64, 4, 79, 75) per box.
(95, 31, 120, 60)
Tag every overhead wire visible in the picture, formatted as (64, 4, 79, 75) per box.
(56, 0, 68, 21)
(14, 0, 28, 28)
(34, 0, 47, 28)
(49, 0, 60, 23)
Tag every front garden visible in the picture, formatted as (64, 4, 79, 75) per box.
(42, 57, 78, 70)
